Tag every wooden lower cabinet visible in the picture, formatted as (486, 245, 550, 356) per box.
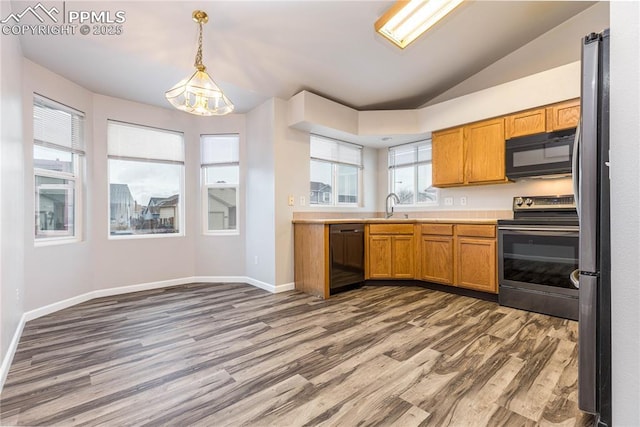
(367, 224, 415, 279)
(392, 235, 415, 279)
(419, 235, 454, 284)
(456, 237, 497, 293)
(293, 223, 329, 299)
(418, 224, 454, 284)
(455, 225, 497, 293)
(418, 223, 497, 294)
(368, 235, 393, 278)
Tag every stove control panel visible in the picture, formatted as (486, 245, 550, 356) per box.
(512, 195, 575, 211)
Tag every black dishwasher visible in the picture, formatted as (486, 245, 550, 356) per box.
(329, 224, 365, 293)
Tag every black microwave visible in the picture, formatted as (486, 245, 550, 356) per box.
(505, 128, 577, 179)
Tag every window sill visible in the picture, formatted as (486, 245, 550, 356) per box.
(108, 232, 185, 240)
(35, 237, 81, 247)
(203, 230, 240, 236)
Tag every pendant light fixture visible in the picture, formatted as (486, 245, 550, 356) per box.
(165, 10, 234, 116)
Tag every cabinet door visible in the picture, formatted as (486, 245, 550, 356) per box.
(505, 107, 546, 139)
(466, 118, 506, 184)
(456, 237, 497, 293)
(368, 235, 392, 278)
(392, 236, 414, 279)
(547, 99, 580, 131)
(420, 235, 453, 284)
(432, 127, 465, 187)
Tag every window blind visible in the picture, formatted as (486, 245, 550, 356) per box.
(201, 134, 239, 166)
(107, 121, 184, 163)
(389, 140, 432, 168)
(310, 135, 362, 167)
(33, 95, 85, 154)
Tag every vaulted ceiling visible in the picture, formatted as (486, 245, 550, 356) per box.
(13, 1, 605, 114)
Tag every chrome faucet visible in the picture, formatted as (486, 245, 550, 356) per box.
(385, 193, 400, 219)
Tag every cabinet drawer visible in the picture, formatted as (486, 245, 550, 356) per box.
(421, 223, 454, 236)
(456, 224, 496, 238)
(368, 223, 414, 235)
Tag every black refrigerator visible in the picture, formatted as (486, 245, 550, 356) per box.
(572, 29, 611, 426)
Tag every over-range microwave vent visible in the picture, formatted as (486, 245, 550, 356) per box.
(505, 128, 576, 180)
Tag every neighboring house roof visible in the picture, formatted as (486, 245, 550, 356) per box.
(207, 189, 235, 207)
(142, 194, 179, 216)
(310, 181, 331, 192)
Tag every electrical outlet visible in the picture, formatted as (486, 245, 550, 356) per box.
(254, 256, 259, 265)
(300, 196, 306, 206)
(16, 288, 20, 300)
(444, 197, 454, 206)
(288, 195, 294, 206)
(460, 196, 467, 206)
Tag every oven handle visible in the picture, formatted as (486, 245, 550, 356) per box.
(498, 227, 579, 234)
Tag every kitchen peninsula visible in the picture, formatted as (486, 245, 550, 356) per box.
(293, 218, 499, 300)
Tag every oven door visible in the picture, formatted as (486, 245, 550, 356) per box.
(498, 226, 579, 296)
(498, 225, 580, 319)
(505, 131, 575, 179)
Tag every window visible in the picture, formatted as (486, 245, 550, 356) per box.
(310, 135, 362, 206)
(33, 95, 84, 243)
(201, 134, 239, 234)
(107, 121, 184, 237)
(388, 141, 438, 205)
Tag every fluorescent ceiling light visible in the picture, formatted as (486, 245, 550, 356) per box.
(375, 0, 464, 49)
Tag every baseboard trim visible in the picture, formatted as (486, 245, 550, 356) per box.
(0, 314, 26, 393)
(23, 277, 194, 322)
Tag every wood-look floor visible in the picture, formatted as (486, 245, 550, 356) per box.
(1, 283, 594, 426)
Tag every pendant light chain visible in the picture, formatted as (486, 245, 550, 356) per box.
(194, 21, 205, 71)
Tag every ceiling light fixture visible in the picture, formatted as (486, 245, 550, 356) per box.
(375, 0, 464, 49)
(165, 10, 234, 116)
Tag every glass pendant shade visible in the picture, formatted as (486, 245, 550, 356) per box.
(165, 10, 234, 116)
(165, 68, 234, 116)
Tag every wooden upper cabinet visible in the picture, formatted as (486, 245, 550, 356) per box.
(547, 99, 580, 131)
(432, 127, 465, 187)
(504, 107, 547, 139)
(466, 118, 507, 184)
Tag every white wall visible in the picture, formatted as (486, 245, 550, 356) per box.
(610, 2, 640, 424)
(0, 0, 25, 375)
(193, 115, 246, 278)
(21, 60, 94, 311)
(245, 99, 276, 285)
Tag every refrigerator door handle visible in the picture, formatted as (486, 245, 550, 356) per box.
(579, 35, 600, 274)
(572, 122, 581, 218)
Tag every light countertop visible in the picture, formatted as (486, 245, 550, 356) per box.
(292, 218, 499, 225)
